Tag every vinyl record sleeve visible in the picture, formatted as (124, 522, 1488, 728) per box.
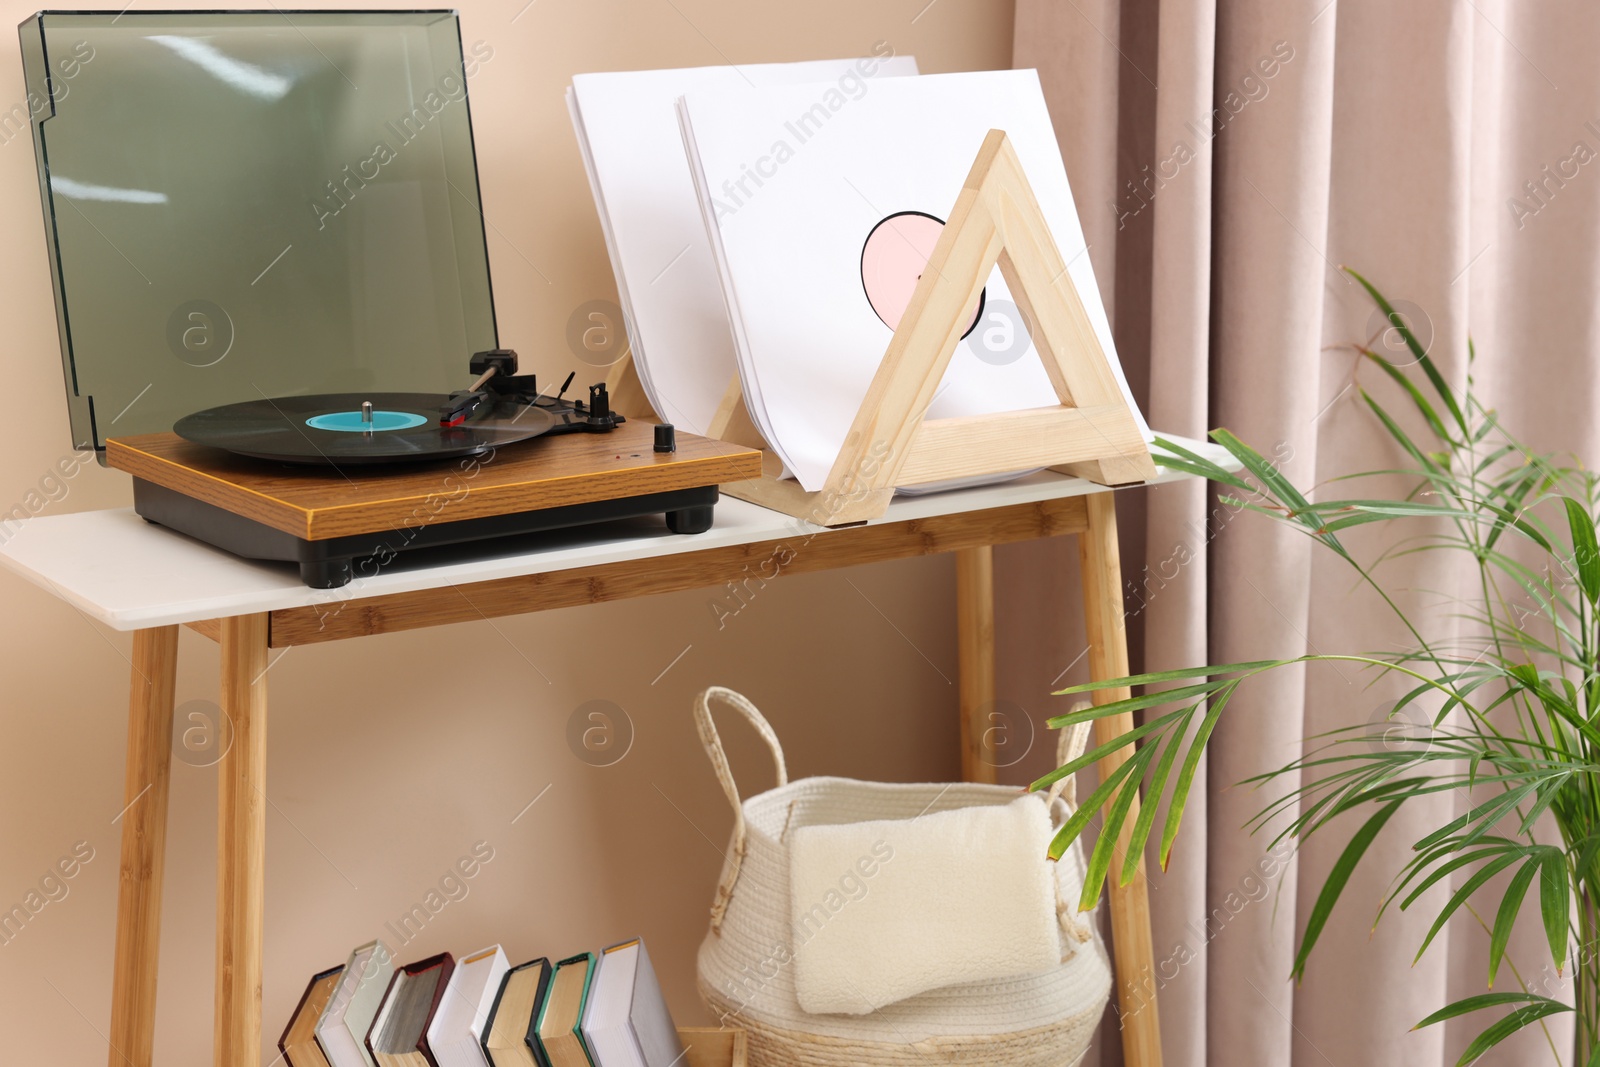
(679, 69, 1150, 492)
(567, 54, 918, 435)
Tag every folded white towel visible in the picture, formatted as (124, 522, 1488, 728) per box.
(788, 794, 1062, 1015)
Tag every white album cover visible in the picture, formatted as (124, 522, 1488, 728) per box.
(567, 50, 919, 435)
(678, 68, 1149, 492)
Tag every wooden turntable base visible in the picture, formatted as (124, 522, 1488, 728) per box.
(106, 422, 762, 587)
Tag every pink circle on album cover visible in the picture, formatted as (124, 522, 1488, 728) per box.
(860, 211, 985, 337)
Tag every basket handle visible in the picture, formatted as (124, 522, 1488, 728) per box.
(1046, 702, 1093, 809)
(1047, 702, 1096, 949)
(694, 686, 788, 935)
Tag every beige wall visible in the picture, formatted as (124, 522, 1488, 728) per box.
(0, 2, 1021, 1063)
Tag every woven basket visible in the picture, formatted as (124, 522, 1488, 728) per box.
(693, 687, 1111, 1067)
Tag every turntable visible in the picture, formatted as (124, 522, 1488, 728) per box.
(20, 10, 758, 587)
(107, 348, 759, 587)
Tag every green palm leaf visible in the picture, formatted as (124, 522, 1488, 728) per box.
(1044, 271, 1600, 1053)
(1293, 799, 1403, 982)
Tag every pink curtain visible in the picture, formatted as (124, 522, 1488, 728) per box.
(1000, 1, 1600, 1063)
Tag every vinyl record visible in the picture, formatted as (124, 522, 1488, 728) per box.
(174, 392, 556, 465)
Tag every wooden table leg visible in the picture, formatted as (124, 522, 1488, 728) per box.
(955, 545, 997, 784)
(1079, 492, 1162, 1066)
(215, 614, 269, 1067)
(109, 626, 179, 1067)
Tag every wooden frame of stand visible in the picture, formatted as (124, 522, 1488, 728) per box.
(698, 128, 1152, 526)
(603, 129, 1165, 1065)
(102, 486, 1149, 1067)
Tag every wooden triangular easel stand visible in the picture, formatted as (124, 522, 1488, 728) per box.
(608, 129, 1155, 526)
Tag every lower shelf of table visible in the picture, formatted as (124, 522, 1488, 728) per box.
(679, 1027, 748, 1067)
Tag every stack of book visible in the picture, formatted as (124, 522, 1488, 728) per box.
(280, 937, 683, 1067)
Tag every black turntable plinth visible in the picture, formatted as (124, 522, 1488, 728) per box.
(106, 423, 763, 588)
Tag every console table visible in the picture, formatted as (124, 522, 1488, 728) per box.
(0, 439, 1228, 1067)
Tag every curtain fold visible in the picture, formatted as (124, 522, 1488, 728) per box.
(1208, 3, 1336, 1064)
(1009, 1, 1597, 1063)
(1136, 4, 1215, 1067)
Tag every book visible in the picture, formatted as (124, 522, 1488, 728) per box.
(678, 69, 1149, 492)
(567, 55, 919, 436)
(428, 945, 512, 1067)
(580, 939, 683, 1067)
(279, 964, 345, 1067)
(366, 953, 457, 1067)
(535, 953, 597, 1067)
(318, 941, 397, 1067)
(480, 958, 554, 1067)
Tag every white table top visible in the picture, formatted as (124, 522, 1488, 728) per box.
(0, 435, 1231, 631)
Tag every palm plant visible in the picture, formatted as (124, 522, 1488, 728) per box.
(1039, 269, 1600, 1065)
